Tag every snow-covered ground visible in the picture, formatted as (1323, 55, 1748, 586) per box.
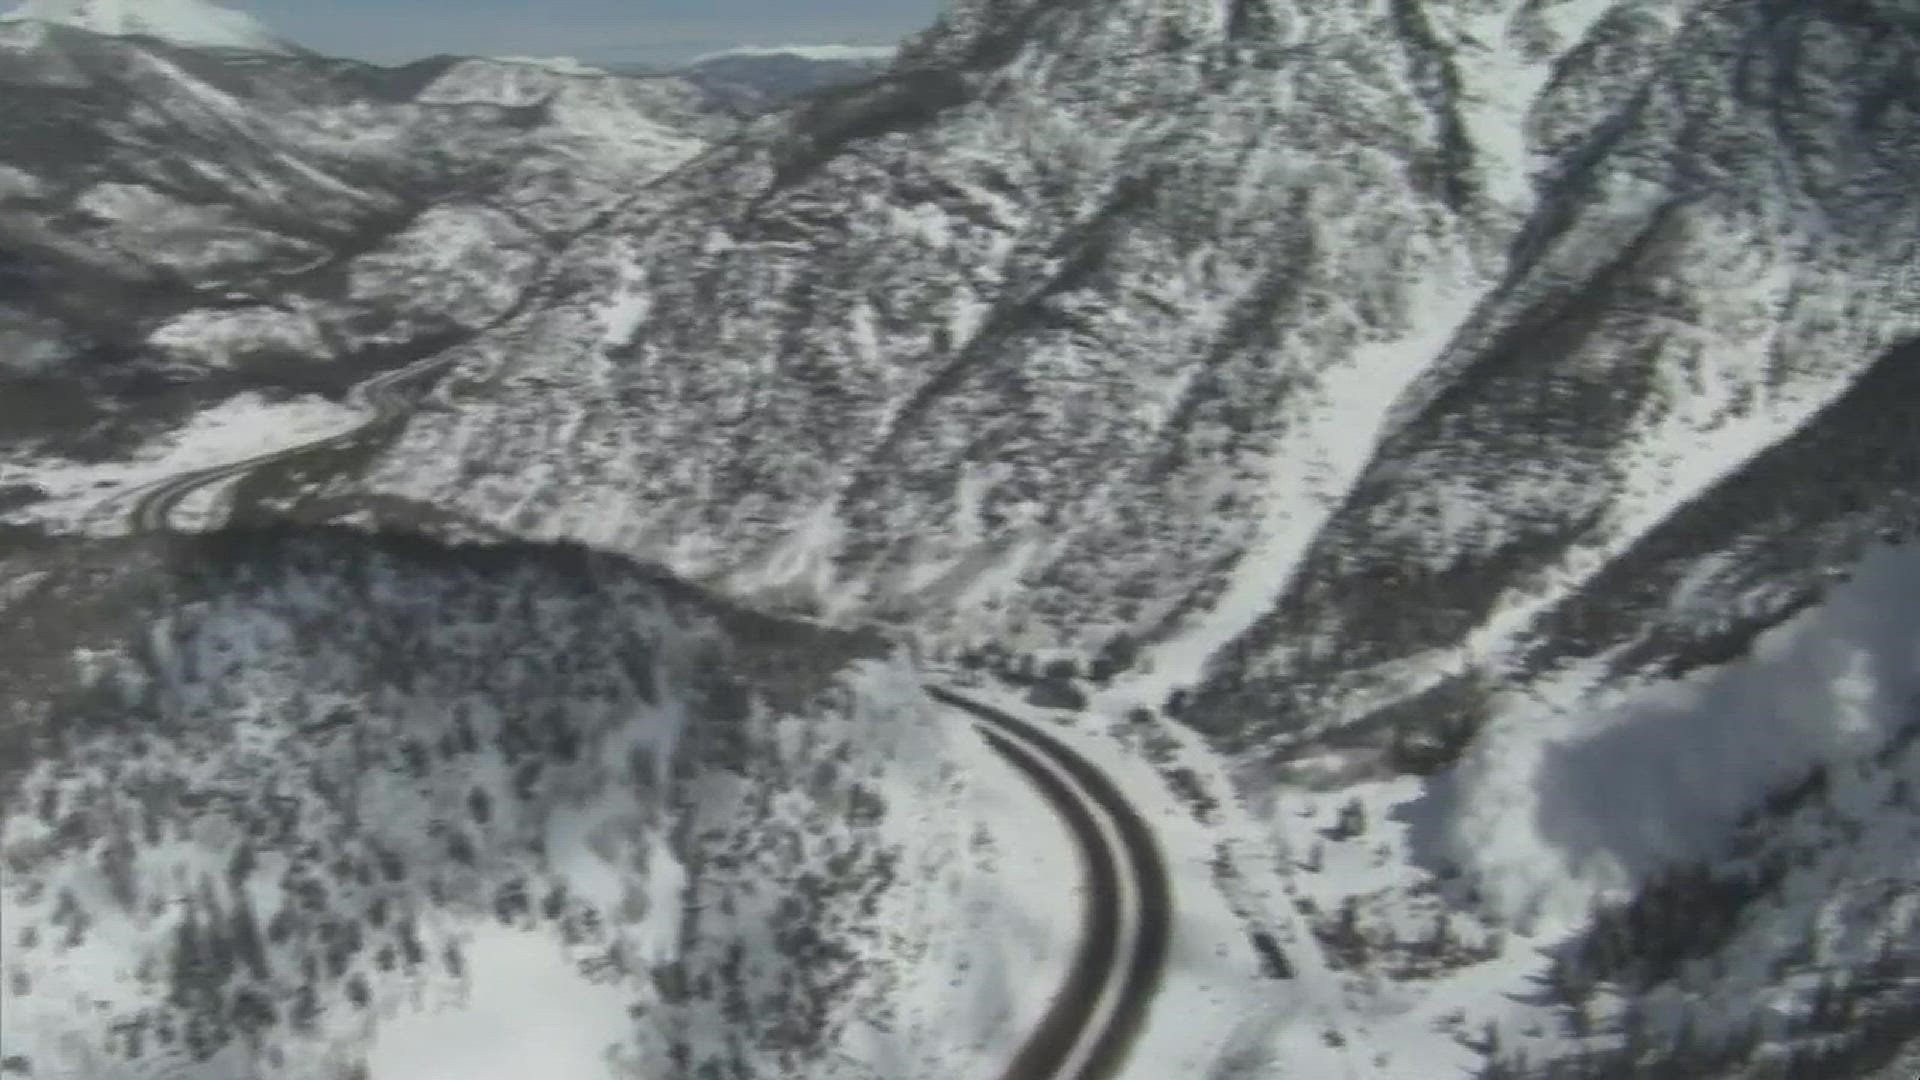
(71, 182, 328, 280)
(3, 486, 1915, 1079)
(330, 205, 544, 350)
(1140, 273, 1485, 697)
(0, 392, 361, 533)
(364, 922, 633, 1080)
(941, 542, 1920, 1078)
(0, 534, 1089, 1080)
(147, 306, 332, 371)
(938, 673, 1346, 1078)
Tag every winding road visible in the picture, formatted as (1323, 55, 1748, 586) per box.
(118, 358, 1172, 1080)
(933, 688, 1172, 1080)
(124, 353, 456, 533)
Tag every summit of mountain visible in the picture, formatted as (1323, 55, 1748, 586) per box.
(0, 0, 289, 52)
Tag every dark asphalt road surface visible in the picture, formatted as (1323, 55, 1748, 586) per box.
(933, 687, 1172, 1080)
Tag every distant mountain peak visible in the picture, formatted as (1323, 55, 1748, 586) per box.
(490, 55, 607, 76)
(687, 43, 895, 65)
(0, 0, 288, 52)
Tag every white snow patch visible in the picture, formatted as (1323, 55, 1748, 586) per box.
(598, 259, 651, 345)
(862, 678, 1082, 1076)
(1143, 275, 1481, 695)
(366, 923, 636, 1080)
(69, 181, 326, 276)
(148, 304, 329, 368)
(1450, 7, 1555, 208)
(734, 501, 846, 605)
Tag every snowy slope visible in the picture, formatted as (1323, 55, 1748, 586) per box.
(347, 0, 1919, 762)
(0, 0, 286, 52)
(987, 547, 1920, 1080)
(289, 5, 1917, 1070)
(4, 0, 1920, 1077)
(0, 531, 1088, 1080)
(0, 25, 728, 470)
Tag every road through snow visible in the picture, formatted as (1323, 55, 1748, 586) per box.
(932, 688, 1172, 1080)
(123, 352, 457, 533)
(119, 357, 1173, 1080)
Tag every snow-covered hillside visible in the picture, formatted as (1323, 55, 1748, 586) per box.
(0, 23, 729, 469)
(0, 0, 285, 52)
(4, 0, 1920, 1076)
(0, 530, 1094, 1079)
(286, 3, 1915, 1069)
(345, 0, 1919, 764)
(914, 545, 1920, 1079)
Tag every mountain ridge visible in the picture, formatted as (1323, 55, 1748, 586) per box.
(3, 1, 1920, 1076)
(0, 0, 288, 52)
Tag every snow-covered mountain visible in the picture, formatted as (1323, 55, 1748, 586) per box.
(675, 44, 896, 113)
(490, 55, 606, 76)
(0, 22, 729, 463)
(694, 45, 897, 64)
(4, 0, 1920, 1077)
(0, 0, 285, 53)
(353, 0, 1919, 754)
(318, 0, 1912, 1070)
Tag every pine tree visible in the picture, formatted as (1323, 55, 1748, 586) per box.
(289, 984, 319, 1033)
(100, 818, 140, 912)
(231, 987, 277, 1037)
(226, 842, 258, 889)
(198, 881, 234, 983)
(397, 918, 426, 970)
(230, 896, 270, 981)
(468, 786, 493, 827)
(169, 913, 206, 1009)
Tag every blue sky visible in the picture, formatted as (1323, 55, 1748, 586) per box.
(245, 0, 946, 66)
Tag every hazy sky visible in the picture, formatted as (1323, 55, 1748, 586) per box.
(243, 0, 947, 66)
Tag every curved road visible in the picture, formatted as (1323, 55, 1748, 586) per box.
(118, 359, 1173, 1080)
(124, 353, 457, 533)
(932, 688, 1172, 1080)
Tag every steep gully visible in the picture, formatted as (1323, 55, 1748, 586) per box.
(121, 357, 1173, 1080)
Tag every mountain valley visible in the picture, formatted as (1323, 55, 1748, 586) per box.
(2, 0, 1919, 1077)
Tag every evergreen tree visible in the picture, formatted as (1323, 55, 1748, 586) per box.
(289, 984, 319, 1033)
(169, 913, 207, 1010)
(230, 896, 270, 981)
